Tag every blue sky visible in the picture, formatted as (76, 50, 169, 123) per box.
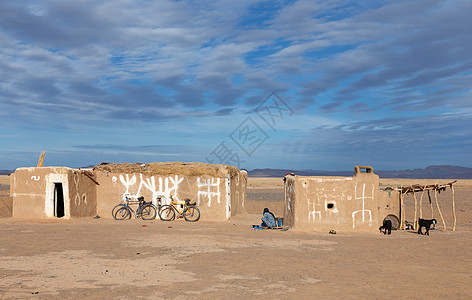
(1, 0, 471, 171)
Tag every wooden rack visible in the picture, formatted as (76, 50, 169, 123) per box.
(381, 181, 457, 231)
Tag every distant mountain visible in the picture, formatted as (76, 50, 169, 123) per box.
(77, 165, 96, 169)
(248, 168, 353, 177)
(375, 165, 472, 179)
(248, 165, 472, 179)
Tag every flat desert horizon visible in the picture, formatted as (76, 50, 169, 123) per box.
(0, 175, 471, 299)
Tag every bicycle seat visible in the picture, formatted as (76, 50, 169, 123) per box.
(137, 196, 144, 202)
(184, 199, 196, 206)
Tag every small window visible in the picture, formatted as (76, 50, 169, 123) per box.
(327, 203, 334, 209)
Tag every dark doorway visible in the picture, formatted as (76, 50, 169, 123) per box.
(54, 183, 65, 218)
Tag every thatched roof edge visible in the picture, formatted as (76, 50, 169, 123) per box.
(92, 162, 241, 178)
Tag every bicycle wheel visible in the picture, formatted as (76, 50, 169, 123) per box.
(158, 205, 175, 221)
(112, 204, 130, 220)
(183, 206, 200, 222)
(140, 204, 157, 220)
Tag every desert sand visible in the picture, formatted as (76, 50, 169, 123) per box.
(0, 176, 471, 299)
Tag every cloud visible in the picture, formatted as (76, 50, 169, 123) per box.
(347, 102, 375, 113)
(319, 102, 343, 113)
(1, 0, 471, 169)
(213, 108, 234, 116)
(298, 1, 472, 111)
(71, 143, 192, 153)
(284, 112, 472, 169)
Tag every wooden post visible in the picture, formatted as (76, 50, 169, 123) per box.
(419, 188, 425, 219)
(428, 190, 434, 219)
(400, 190, 404, 230)
(37, 151, 46, 167)
(83, 172, 100, 185)
(413, 191, 418, 230)
(452, 185, 456, 231)
(434, 189, 446, 232)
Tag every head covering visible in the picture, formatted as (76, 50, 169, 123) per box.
(263, 208, 269, 214)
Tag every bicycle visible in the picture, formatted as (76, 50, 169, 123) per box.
(112, 194, 157, 220)
(158, 196, 200, 222)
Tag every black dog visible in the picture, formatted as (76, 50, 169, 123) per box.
(379, 219, 392, 235)
(418, 218, 437, 235)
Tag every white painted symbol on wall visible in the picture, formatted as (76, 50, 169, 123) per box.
(197, 177, 221, 207)
(117, 174, 184, 206)
(226, 176, 231, 219)
(31, 176, 40, 181)
(309, 187, 338, 222)
(112, 176, 117, 182)
(308, 197, 321, 221)
(352, 183, 374, 229)
(136, 174, 184, 205)
(119, 174, 137, 196)
(73, 173, 87, 206)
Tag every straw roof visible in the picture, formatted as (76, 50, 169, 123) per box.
(92, 162, 241, 178)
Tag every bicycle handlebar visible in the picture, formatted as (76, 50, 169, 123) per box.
(170, 199, 196, 206)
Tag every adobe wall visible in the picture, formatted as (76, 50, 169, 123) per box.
(95, 169, 246, 221)
(10, 163, 246, 221)
(68, 170, 97, 218)
(229, 170, 248, 217)
(284, 175, 296, 227)
(10, 173, 15, 197)
(284, 166, 383, 233)
(377, 189, 401, 226)
(11, 167, 96, 219)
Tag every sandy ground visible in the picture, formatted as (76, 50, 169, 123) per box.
(0, 176, 10, 192)
(0, 175, 12, 218)
(0, 175, 10, 185)
(0, 176, 471, 299)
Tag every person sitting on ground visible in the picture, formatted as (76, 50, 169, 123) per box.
(261, 207, 277, 229)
